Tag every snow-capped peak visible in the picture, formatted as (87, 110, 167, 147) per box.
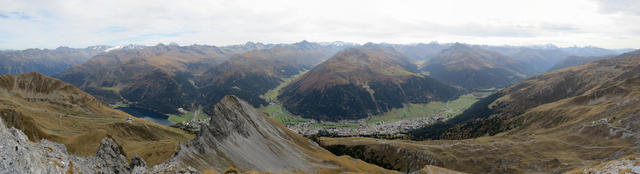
(104, 45, 123, 52)
(104, 44, 146, 52)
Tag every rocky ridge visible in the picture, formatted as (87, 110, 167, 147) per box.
(582, 156, 640, 174)
(167, 95, 394, 173)
(0, 118, 152, 173)
(169, 95, 320, 172)
(0, 72, 192, 165)
(1, 95, 394, 173)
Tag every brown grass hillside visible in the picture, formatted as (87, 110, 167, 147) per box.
(0, 72, 192, 165)
(321, 51, 640, 173)
(288, 44, 420, 93)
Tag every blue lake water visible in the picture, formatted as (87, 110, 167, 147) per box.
(115, 107, 173, 126)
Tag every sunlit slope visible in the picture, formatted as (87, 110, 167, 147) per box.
(0, 72, 192, 165)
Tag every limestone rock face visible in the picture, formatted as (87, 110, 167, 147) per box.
(94, 138, 130, 173)
(169, 95, 325, 173)
(129, 154, 147, 169)
(0, 118, 86, 173)
(0, 117, 199, 174)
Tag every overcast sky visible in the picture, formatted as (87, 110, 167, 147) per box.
(0, 0, 638, 49)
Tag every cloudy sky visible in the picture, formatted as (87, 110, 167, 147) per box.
(0, 0, 638, 49)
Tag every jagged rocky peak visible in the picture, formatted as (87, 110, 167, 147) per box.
(168, 95, 382, 173)
(93, 137, 149, 173)
(294, 40, 317, 49)
(201, 95, 290, 139)
(449, 42, 468, 49)
(171, 95, 318, 172)
(0, 117, 149, 173)
(94, 137, 131, 173)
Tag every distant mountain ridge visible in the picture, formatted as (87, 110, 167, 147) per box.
(280, 44, 462, 120)
(548, 54, 616, 71)
(56, 41, 348, 118)
(196, 41, 346, 111)
(56, 44, 237, 115)
(0, 46, 109, 75)
(421, 43, 528, 90)
(34, 41, 632, 121)
(387, 42, 452, 62)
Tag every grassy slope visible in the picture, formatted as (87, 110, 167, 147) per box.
(260, 70, 309, 102)
(167, 110, 209, 123)
(0, 73, 193, 165)
(366, 94, 478, 124)
(318, 54, 640, 173)
(1, 98, 194, 166)
(319, 129, 633, 173)
(258, 104, 309, 125)
(257, 70, 311, 125)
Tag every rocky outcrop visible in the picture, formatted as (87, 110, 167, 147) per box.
(1, 95, 394, 173)
(0, 118, 86, 173)
(129, 154, 147, 169)
(0, 118, 187, 173)
(165, 95, 396, 173)
(94, 138, 130, 173)
(582, 156, 640, 174)
(168, 95, 325, 172)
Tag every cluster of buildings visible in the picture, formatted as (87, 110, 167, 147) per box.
(287, 116, 445, 137)
(169, 111, 447, 137)
(170, 118, 210, 133)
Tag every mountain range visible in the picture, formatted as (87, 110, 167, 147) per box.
(420, 43, 529, 90)
(0, 46, 110, 75)
(3, 41, 628, 123)
(548, 54, 616, 71)
(280, 44, 462, 120)
(195, 41, 346, 111)
(55, 44, 237, 116)
(0, 40, 638, 173)
(319, 49, 640, 173)
(55, 41, 349, 119)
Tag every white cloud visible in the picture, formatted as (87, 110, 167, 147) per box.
(0, 0, 638, 49)
(594, 0, 640, 15)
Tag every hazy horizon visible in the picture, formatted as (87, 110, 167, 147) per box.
(1, 0, 639, 49)
(1, 40, 636, 51)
